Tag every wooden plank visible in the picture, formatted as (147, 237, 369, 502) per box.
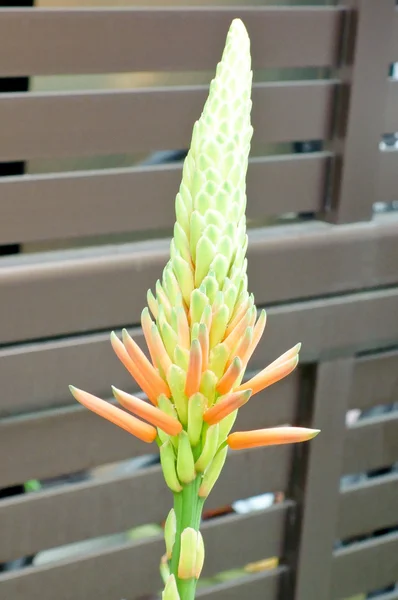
(331, 531, 398, 598)
(342, 412, 398, 475)
(197, 567, 286, 600)
(1, 286, 398, 427)
(385, 78, 398, 133)
(0, 386, 295, 488)
(0, 81, 336, 162)
(338, 472, 398, 539)
(0, 321, 299, 418)
(350, 350, 398, 410)
(0, 504, 290, 600)
(0, 7, 344, 76)
(292, 360, 353, 600)
(0, 386, 297, 556)
(331, 0, 395, 222)
(0, 153, 330, 245)
(379, 149, 398, 202)
(0, 215, 398, 345)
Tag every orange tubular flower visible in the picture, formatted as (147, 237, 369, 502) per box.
(204, 389, 252, 425)
(237, 353, 299, 396)
(121, 329, 171, 398)
(69, 386, 157, 443)
(227, 427, 320, 450)
(185, 339, 203, 398)
(112, 386, 182, 436)
(216, 357, 243, 395)
(110, 331, 159, 405)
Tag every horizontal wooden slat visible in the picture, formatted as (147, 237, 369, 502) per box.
(350, 350, 398, 410)
(0, 7, 344, 76)
(1, 289, 398, 429)
(0, 320, 299, 418)
(0, 81, 336, 162)
(337, 472, 398, 539)
(0, 381, 296, 549)
(0, 447, 293, 563)
(0, 152, 330, 245)
(0, 377, 295, 488)
(0, 215, 398, 345)
(343, 412, 398, 475)
(384, 78, 398, 133)
(0, 504, 289, 600)
(331, 531, 398, 599)
(197, 567, 286, 600)
(379, 149, 398, 202)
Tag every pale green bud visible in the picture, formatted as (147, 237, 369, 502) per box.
(195, 237, 217, 287)
(208, 343, 229, 379)
(195, 532, 205, 578)
(167, 364, 188, 426)
(174, 222, 191, 264)
(160, 554, 170, 585)
(223, 282, 238, 315)
(209, 304, 229, 347)
(195, 424, 219, 472)
(199, 370, 218, 406)
(161, 320, 178, 360)
(189, 211, 205, 263)
(190, 289, 209, 325)
(164, 508, 177, 560)
(198, 445, 228, 498)
(162, 575, 180, 600)
(176, 431, 196, 484)
(174, 345, 190, 371)
(175, 192, 189, 235)
(160, 440, 182, 493)
(178, 528, 199, 580)
(187, 392, 206, 447)
(163, 266, 181, 307)
(172, 256, 194, 305)
(210, 254, 230, 286)
(202, 274, 219, 304)
(218, 409, 238, 441)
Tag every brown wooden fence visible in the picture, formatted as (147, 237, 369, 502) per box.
(0, 2, 398, 599)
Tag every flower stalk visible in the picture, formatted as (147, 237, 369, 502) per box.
(69, 19, 319, 600)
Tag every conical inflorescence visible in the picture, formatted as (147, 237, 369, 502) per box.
(70, 19, 319, 600)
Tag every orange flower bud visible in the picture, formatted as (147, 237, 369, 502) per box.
(69, 386, 156, 443)
(112, 386, 182, 437)
(227, 427, 320, 450)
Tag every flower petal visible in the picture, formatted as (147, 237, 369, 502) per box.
(69, 386, 157, 443)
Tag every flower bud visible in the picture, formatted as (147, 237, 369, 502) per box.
(199, 445, 228, 498)
(195, 424, 219, 473)
(164, 509, 176, 560)
(160, 440, 182, 493)
(178, 528, 198, 580)
(187, 392, 206, 447)
(162, 575, 180, 600)
(176, 431, 196, 484)
(167, 364, 188, 426)
(195, 531, 205, 578)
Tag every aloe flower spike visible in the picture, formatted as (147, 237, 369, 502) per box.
(69, 19, 320, 600)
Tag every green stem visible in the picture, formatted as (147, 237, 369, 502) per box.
(170, 477, 205, 600)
